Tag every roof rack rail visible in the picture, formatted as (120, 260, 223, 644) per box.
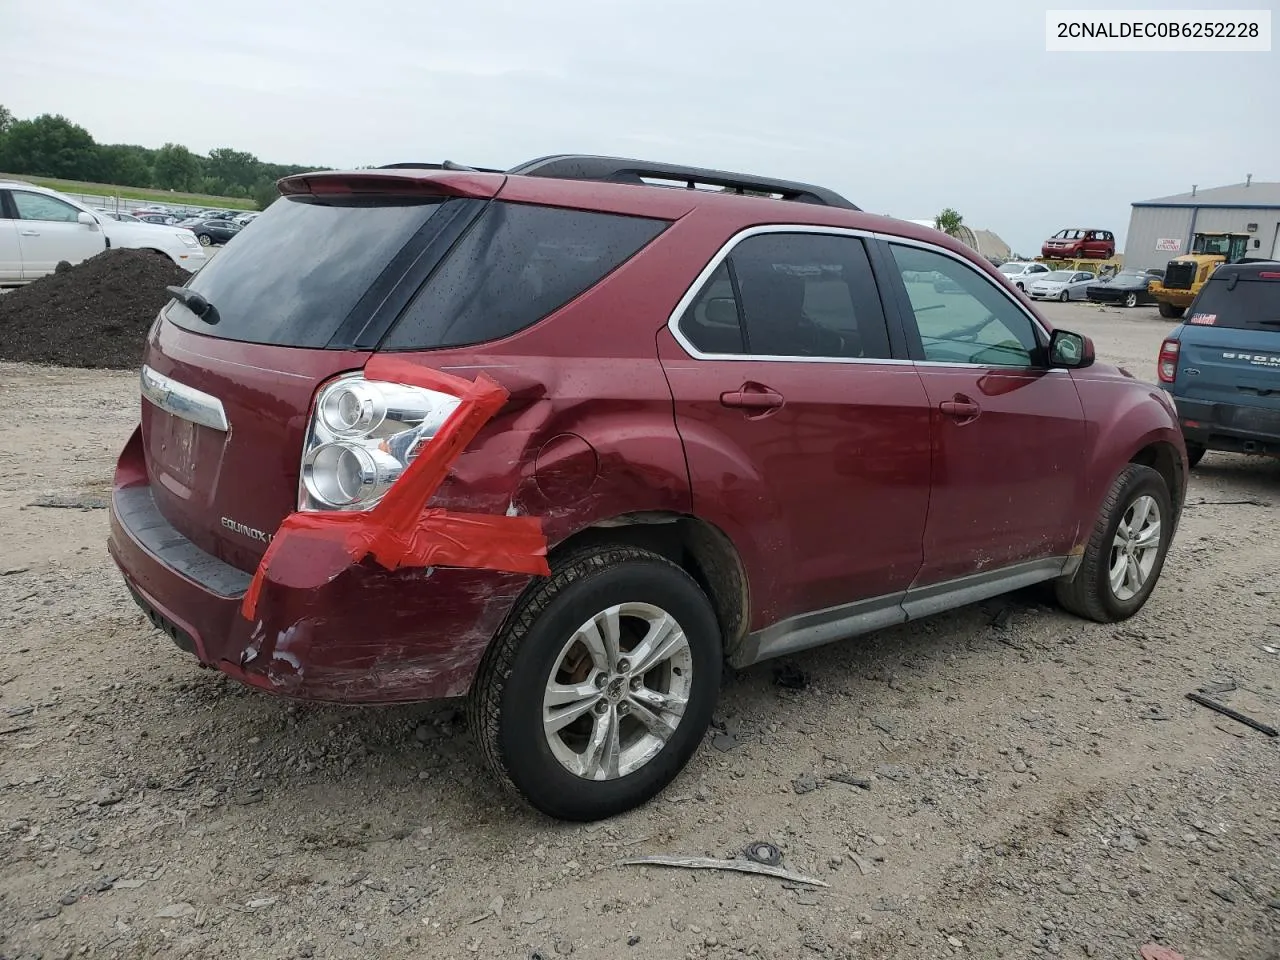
(507, 154, 859, 210)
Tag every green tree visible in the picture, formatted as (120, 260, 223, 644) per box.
(934, 208, 964, 236)
(153, 142, 200, 191)
(252, 179, 280, 211)
(98, 143, 153, 187)
(0, 104, 13, 134)
(206, 147, 260, 190)
(0, 114, 99, 180)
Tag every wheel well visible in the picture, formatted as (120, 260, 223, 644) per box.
(549, 515, 750, 654)
(1129, 442, 1183, 516)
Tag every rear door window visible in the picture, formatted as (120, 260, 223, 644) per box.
(676, 232, 892, 359)
(1188, 276, 1280, 333)
(167, 196, 458, 347)
(383, 202, 667, 350)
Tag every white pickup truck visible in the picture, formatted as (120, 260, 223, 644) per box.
(0, 180, 207, 286)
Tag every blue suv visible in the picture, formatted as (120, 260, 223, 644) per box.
(1158, 261, 1280, 466)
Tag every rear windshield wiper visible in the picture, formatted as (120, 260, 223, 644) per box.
(166, 285, 220, 325)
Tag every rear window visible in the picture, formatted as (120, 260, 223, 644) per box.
(1187, 276, 1280, 333)
(382, 202, 667, 350)
(167, 196, 451, 347)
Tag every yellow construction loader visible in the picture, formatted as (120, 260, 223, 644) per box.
(1149, 232, 1251, 318)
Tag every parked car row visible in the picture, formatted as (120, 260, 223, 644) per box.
(93, 204, 261, 232)
(1, 180, 207, 283)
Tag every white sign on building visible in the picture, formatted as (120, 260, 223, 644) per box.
(1155, 238, 1182, 252)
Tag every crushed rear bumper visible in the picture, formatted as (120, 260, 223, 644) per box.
(107, 440, 530, 705)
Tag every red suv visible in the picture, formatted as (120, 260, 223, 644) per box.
(1042, 228, 1116, 260)
(109, 156, 1187, 821)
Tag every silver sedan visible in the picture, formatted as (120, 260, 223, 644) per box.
(1027, 270, 1097, 302)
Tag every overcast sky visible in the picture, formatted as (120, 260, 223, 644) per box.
(2, 0, 1275, 255)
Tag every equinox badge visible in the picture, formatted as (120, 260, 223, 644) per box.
(221, 516, 273, 543)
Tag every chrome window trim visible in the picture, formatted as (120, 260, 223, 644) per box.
(664, 224, 914, 366)
(139, 364, 230, 432)
(664, 223, 1062, 372)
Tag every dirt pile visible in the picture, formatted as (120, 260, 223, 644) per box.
(0, 249, 190, 369)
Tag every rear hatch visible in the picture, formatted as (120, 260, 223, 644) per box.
(1173, 269, 1280, 430)
(139, 173, 503, 574)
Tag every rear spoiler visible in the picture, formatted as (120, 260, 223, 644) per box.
(276, 170, 505, 201)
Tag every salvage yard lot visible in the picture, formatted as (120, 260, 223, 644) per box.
(0, 302, 1276, 960)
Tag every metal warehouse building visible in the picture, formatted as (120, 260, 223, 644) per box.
(1123, 179, 1280, 272)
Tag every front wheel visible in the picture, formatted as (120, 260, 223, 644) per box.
(1124, 292, 1138, 308)
(469, 544, 722, 821)
(197, 233, 212, 246)
(1055, 464, 1173, 622)
(1059, 290, 1070, 302)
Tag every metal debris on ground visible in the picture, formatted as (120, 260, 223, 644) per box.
(743, 841, 782, 866)
(1185, 692, 1278, 737)
(827, 772, 872, 789)
(616, 855, 828, 887)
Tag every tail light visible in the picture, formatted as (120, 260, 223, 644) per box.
(299, 373, 460, 512)
(1157, 338, 1180, 383)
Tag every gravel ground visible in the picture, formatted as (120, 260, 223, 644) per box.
(0, 301, 1277, 960)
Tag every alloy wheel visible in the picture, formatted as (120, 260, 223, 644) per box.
(542, 602, 693, 781)
(1108, 495, 1161, 601)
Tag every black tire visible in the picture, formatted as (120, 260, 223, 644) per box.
(1055, 464, 1174, 623)
(1185, 442, 1206, 468)
(1158, 301, 1184, 319)
(1059, 290, 1070, 302)
(468, 544, 722, 822)
(197, 233, 212, 246)
(1124, 292, 1138, 308)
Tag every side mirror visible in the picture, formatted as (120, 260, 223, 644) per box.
(77, 212, 98, 228)
(1049, 329, 1094, 369)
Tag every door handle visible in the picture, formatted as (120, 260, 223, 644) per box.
(720, 383, 785, 412)
(939, 395, 981, 422)
(19, 230, 40, 237)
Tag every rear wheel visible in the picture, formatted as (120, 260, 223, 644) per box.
(1055, 464, 1173, 622)
(1185, 442, 1206, 468)
(1124, 292, 1138, 308)
(469, 544, 722, 821)
(1158, 301, 1184, 319)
